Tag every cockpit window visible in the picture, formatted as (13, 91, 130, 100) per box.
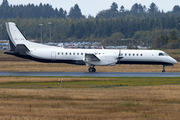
(164, 53, 168, 56)
(159, 53, 168, 56)
(159, 53, 164, 56)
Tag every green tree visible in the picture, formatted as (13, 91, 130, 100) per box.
(173, 5, 180, 13)
(153, 34, 167, 48)
(111, 2, 118, 12)
(131, 3, 139, 13)
(1, 0, 9, 7)
(170, 29, 177, 40)
(68, 23, 75, 37)
(59, 8, 66, 18)
(107, 32, 124, 45)
(68, 4, 84, 19)
(120, 5, 125, 12)
(148, 2, 159, 14)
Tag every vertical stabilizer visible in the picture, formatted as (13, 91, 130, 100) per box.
(5, 22, 27, 50)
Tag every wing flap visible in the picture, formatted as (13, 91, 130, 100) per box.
(85, 53, 100, 62)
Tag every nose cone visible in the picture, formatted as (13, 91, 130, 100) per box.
(170, 57, 177, 64)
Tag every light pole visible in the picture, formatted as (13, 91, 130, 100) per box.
(0, 25, 2, 40)
(179, 23, 180, 49)
(48, 22, 52, 43)
(39, 24, 43, 43)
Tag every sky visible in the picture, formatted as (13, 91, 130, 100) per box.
(7, 0, 180, 17)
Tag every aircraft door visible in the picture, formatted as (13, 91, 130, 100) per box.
(51, 52, 56, 61)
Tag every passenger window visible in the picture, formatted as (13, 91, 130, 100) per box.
(125, 54, 127, 56)
(66, 53, 68, 55)
(133, 54, 135, 56)
(137, 54, 138, 56)
(69, 53, 71, 55)
(129, 54, 131, 56)
(77, 53, 79, 55)
(81, 53, 83, 55)
(62, 53, 63, 55)
(73, 53, 75, 55)
(58, 52, 60, 55)
(141, 54, 143, 56)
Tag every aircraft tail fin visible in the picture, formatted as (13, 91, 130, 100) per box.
(5, 22, 27, 51)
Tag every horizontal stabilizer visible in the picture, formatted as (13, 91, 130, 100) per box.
(4, 44, 29, 55)
(15, 44, 30, 53)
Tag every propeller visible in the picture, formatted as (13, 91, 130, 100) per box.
(117, 50, 123, 64)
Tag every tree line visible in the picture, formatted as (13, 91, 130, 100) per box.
(0, 17, 179, 48)
(0, 0, 84, 19)
(96, 2, 180, 19)
(1, 0, 180, 19)
(0, 0, 180, 49)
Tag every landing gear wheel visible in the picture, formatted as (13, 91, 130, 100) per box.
(88, 67, 96, 72)
(88, 67, 93, 72)
(162, 70, 165, 72)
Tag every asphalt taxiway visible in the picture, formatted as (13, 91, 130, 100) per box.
(0, 72, 180, 77)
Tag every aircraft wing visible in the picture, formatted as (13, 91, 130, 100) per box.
(85, 53, 100, 62)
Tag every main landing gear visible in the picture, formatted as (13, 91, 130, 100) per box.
(162, 65, 166, 72)
(88, 66, 96, 72)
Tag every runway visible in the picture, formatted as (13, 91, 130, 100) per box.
(0, 72, 180, 77)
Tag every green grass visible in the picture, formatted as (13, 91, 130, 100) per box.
(1, 77, 180, 89)
(169, 52, 180, 54)
(122, 101, 140, 106)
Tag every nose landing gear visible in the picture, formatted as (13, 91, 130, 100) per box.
(162, 65, 166, 72)
(88, 66, 96, 72)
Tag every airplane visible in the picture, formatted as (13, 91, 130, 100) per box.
(4, 22, 177, 72)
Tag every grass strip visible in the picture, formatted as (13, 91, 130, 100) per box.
(0, 77, 180, 89)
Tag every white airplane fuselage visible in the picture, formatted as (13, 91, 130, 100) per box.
(26, 47, 176, 66)
(4, 22, 177, 72)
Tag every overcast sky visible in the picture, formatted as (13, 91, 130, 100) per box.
(7, 0, 180, 17)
